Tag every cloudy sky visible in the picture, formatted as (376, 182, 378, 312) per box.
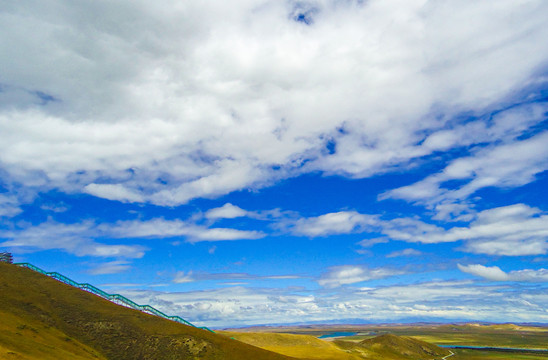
(1, 0, 548, 328)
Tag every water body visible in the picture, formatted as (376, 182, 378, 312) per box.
(438, 345, 548, 354)
(318, 332, 358, 339)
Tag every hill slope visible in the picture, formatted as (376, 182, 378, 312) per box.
(334, 333, 451, 360)
(220, 331, 363, 360)
(0, 262, 295, 360)
(222, 331, 451, 360)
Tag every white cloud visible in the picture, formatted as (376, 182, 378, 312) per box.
(121, 286, 322, 327)
(0, 221, 146, 258)
(172, 271, 303, 284)
(450, 204, 548, 256)
(84, 183, 145, 203)
(0, 0, 547, 204)
(274, 204, 548, 256)
(89, 260, 132, 275)
(174, 271, 195, 284)
(318, 265, 404, 288)
(383, 128, 548, 220)
(358, 237, 389, 248)
(458, 264, 548, 282)
(186, 227, 264, 242)
(379, 217, 449, 244)
(289, 211, 378, 236)
(457, 264, 508, 281)
(115, 279, 548, 328)
(0, 193, 22, 218)
(105, 218, 265, 242)
(386, 248, 422, 258)
(205, 203, 248, 220)
(0, 211, 267, 260)
(377, 204, 548, 256)
(40, 202, 69, 213)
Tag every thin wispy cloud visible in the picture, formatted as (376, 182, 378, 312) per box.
(0, 221, 146, 259)
(89, 260, 132, 275)
(386, 248, 422, 258)
(318, 265, 404, 288)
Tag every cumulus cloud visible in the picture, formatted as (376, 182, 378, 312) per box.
(458, 264, 548, 282)
(84, 184, 145, 203)
(1, 0, 547, 206)
(288, 211, 378, 236)
(318, 265, 404, 288)
(205, 203, 248, 220)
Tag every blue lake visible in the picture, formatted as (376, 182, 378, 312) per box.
(318, 332, 358, 339)
(438, 345, 548, 353)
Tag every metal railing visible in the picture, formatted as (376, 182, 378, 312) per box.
(14, 262, 214, 333)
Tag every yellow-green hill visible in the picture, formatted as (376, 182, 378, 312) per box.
(220, 331, 363, 360)
(0, 262, 295, 360)
(221, 331, 451, 360)
(345, 333, 451, 359)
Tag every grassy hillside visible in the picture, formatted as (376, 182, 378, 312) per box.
(385, 324, 548, 350)
(0, 262, 295, 360)
(221, 331, 451, 360)
(335, 334, 451, 360)
(220, 331, 363, 360)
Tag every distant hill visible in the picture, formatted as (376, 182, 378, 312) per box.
(0, 262, 295, 360)
(341, 333, 451, 359)
(222, 331, 451, 360)
(220, 331, 363, 360)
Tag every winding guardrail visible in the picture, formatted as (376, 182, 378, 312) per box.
(14, 262, 214, 333)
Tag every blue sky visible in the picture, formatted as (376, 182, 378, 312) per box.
(1, 0, 548, 328)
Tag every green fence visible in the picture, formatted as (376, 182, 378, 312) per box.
(14, 262, 214, 333)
